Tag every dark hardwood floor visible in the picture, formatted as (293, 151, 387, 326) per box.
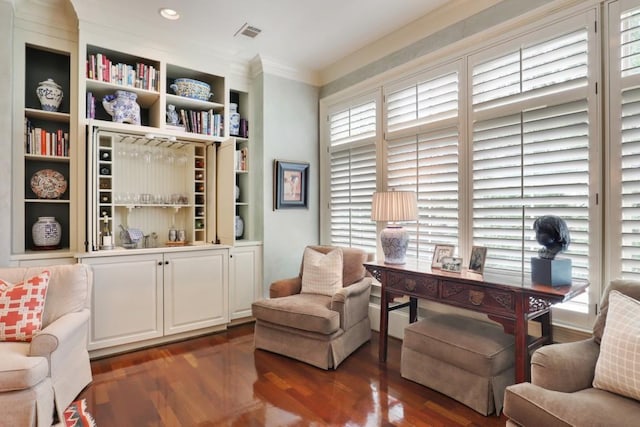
(79, 323, 508, 426)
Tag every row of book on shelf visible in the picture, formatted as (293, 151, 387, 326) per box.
(235, 148, 248, 172)
(171, 109, 224, 137)
(24, 118, 69, 157)
(86, 53, 159, 91)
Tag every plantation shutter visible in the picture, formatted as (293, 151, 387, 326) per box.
(328, 98, 377, 252)
(387, 128, 459, 259)
(385, 63, 461, 259)
(470, 16, 593, 278)
(612, 1, 640, 279)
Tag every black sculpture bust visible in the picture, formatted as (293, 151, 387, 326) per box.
(533, 215, 570, 260)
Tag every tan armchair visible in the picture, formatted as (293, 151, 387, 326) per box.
(252, 245, 373, 369)
(0, 264, 93, 427)
(504, 279, 640, 427)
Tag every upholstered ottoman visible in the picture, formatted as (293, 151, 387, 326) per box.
(401, 313, 515, 415)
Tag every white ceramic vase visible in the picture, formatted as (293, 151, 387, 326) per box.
(32, 216, 61, 248)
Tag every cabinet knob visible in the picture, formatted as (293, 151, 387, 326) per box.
(158, 262, 163, 266)
(165, 261, 169, 265)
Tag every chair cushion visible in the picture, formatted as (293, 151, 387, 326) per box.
(593, 290, 640, 401)
(593, 279, 640, 343)
(0, 271, 50, 342)
(252, 293, 339, 334)
(301, 247, 343, 296)
(403, 314, 515, 376)
(0, 342, 49, 392)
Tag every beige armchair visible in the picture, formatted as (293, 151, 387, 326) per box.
(252, 245, 373, 369)
(504, 279, 640, 427)
(0, 264, 93, 427)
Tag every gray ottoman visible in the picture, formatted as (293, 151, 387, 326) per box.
(401, 313, 516, 415)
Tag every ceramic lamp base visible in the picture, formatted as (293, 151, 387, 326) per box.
(380, 225, 409, 264)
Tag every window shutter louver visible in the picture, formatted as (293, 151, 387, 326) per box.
(387, 128, 459, 259)
(386, 71, 458, 132)
(330, 144, 377, 251)
(471, 25, 592, 279)
(328, 97, 378, 252)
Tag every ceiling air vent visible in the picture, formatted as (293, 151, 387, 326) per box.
(234, 23, 262, 38)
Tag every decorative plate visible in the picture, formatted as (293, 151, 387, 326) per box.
(30, 169, 67, 199)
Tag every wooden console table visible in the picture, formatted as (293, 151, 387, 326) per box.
(364, 259, 588, 383)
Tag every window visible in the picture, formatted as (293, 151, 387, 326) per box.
(320, 6, 602, 329)
(608, 0, 640, 281)
(469, 17, 595, 283)
(385, 64, 462, 259)
(325, 94, 378, 252)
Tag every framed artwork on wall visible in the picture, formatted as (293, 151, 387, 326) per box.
(273, 160, 309, 209)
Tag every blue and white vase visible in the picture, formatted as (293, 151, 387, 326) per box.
(229, 103, 240, 136)
(102, 90, 141, 125)
(32, 216, 61, 248)
(36, 79, 63, 112)
(235, 215, 244, 238)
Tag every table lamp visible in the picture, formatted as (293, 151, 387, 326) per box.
(371, 190, 418, 264)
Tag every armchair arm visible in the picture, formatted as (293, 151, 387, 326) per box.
(270, 277, 302, 298)
(29, 309, 90, 358)
(531, 338, 600, 392)
(331, 278, 372, 330)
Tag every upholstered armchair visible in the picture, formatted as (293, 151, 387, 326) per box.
(252, 245, 373, 369)
(503, 279, 640, 427)
(0, 264, 93, 427)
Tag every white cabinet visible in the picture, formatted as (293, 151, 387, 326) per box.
(229, 244, 263, 321)
(164, 249, 228, 334)
(82, 253, 163, 350)
(80, 247, 229, 353)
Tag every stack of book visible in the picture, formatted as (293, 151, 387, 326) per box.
(86, 53, 159, 91)
(178, 109, 223, 136)
(24, 118, 69, 157)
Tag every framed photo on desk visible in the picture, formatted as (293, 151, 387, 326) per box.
(431, 244, 454, 269)
(469, 246, 488, 274)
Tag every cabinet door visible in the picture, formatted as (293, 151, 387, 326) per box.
(163, 249, 229, 335)
(82, 253, 163, 350)
(215, 139, 235, 245)
(229, 245, 263, 320)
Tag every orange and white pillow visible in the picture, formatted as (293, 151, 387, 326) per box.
(0, 270, 51, 342)
(593, 290, 640, 401)
(301, 247, 343, 296)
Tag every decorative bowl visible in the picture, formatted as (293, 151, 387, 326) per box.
(30, 169, 67, 199)
(170, 78, 212, 101)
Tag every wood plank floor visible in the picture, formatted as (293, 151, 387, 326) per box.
(79, 323, 508, 426)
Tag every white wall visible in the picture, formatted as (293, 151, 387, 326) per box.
(259, 72, 320, 289)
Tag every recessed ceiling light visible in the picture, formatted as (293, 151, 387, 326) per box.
(159, 8, 180, 20)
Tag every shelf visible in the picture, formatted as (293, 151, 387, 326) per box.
(25, 108, 70, 122)
(165, 94, 223, 111)
(25, 154, 70, 162)
(86, 119, 223, 144)
(86, 79, 160, 107)
(25, 199, 70, 204)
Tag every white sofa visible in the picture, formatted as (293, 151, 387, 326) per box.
(0, 264, 93, 427)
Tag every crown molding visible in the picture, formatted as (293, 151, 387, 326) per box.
(250, 55, 320, 86)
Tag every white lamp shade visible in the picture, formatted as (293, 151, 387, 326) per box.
(371, 191, 417, 264)
(371, 191, 417, 222)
